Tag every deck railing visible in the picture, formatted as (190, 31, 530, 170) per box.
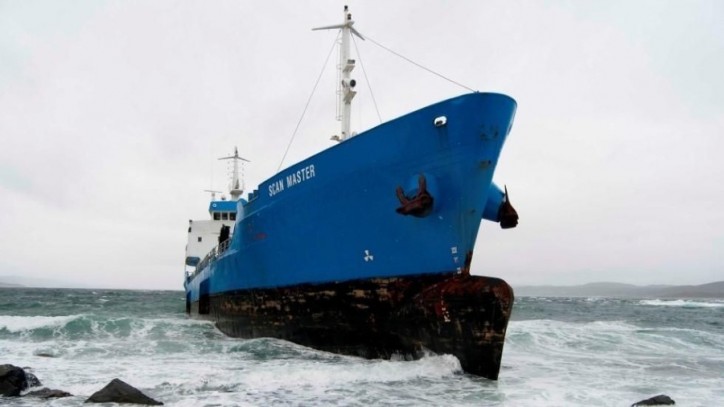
(187, 238, 232, 281)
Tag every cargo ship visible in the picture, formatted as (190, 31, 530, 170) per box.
(184, 6, 518, 380)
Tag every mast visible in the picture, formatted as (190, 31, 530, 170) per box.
(313, 5, 364, 141)
(204, 189, 222, 201)
(218, 147, 250, 200)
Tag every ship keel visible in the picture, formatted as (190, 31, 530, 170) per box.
(190, 273, 514, 380)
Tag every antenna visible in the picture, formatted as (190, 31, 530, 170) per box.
(313, 5, 365, 141)
(218, 147, 250, 200)
(204, 189, 222, 201)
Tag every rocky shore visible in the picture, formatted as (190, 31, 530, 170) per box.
(1, 364, 162, 404)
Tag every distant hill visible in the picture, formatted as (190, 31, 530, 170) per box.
(0, 275, 87, 289)
(514, 281, 724, 299)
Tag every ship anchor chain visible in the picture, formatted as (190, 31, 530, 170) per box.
(395, 174, 434, 217)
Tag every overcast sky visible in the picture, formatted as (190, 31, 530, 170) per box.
(1, 0, 722, 289)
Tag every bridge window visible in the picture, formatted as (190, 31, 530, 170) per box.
(230, 213, 236, 221)
(222, 212, 229, 220)
(213, 213, 220, 220)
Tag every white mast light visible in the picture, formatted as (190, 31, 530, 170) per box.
(313, 5, 364, 142)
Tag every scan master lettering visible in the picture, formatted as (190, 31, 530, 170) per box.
(268, 164, 316, 197)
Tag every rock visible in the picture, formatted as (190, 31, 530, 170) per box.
(25, 387, 73, 399)
(25, 372, 42, 388)
(632, 394, 676, 406)
(85, 378, 163, 405)
(0, 364, 27, 397)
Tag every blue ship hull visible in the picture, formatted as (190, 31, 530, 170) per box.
(185, 92, 518, 379)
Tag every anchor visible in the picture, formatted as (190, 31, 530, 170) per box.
(498, 185, 518, 229)
(395, 174, 434, 217)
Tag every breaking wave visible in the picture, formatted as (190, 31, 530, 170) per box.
(0, 313, 216, 342)
(2, 289, 722, 406)
(639, 299, 724, 308)
(0, 315, 81, 333)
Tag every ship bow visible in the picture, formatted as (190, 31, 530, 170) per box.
(390, 275, 514, 380)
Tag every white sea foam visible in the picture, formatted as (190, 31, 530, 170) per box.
(241, 351, 461, 391)
(3, 293, 723, 407)
(639, 299, 724, 308)
(3, 320, 721, 407)
(0, 314, 81, 333)
(501, 319, 724, 406)
(507, 319, 724, 355)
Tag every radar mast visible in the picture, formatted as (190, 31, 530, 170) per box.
(313, 5, 364, 141)
(218, 147, 250, 200)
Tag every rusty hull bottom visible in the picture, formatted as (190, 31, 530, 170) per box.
(190, 273, 514, 380)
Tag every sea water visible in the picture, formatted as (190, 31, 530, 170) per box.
(1, 288, 722, 406)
